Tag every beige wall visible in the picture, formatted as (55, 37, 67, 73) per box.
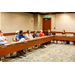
(1, 12, 34, 33)
(56, 13, 75, 32)
(0, 12, 1, 30)
(1, 12, 34, 42)
(34, 14, 38, 30)
(42, 13, 75, 33)
(34, 14, 42, 31)
(1, 12, 75, 42)
(38, 14, 42, 31)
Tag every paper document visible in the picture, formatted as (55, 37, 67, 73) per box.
(19, 38, 28, 42)
(5, 44, 10, 46)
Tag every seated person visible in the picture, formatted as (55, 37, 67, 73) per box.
(0, 30, 7, 45)
(0, 30, 8, 61)
(73, 32, 75, 45)
(39, 30, 45, 37)
(25, 30, 33, 39)
(33, 30, 39, 38)
(46, 29, 51, 44)
(33, 30, 39, 48)
(46, 29, 51, 36)
(39, 30, 47, 48)
(61, 30, 66, 44)
(12, 30, 19, 42)
(16, 30, 29, 57)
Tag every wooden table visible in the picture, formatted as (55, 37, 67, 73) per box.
(0, 36, 53, 57)
(0, 35, 75, 57)
(54, 36, 75, 44)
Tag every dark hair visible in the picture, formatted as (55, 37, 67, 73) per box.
(27, 30, 30, 34)
(19, 30, 23, 34)
(0, 30, 2, 33)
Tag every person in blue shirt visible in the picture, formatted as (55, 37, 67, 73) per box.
(16, 30, 25, 41)
(16, 30, 29, 57)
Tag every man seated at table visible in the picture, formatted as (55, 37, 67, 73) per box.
(33, 30, 39, 38)
(16, 30, 29, 57)
(0, 30, 8, 61)
(73, 32, 75, 45)
(61, 30, 66, 44)
(39, 30, 47, 48)
(0, 30, 7, 45)
(33, 30, 39, 48)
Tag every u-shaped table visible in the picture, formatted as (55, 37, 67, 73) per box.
(0, 35, 75, 57)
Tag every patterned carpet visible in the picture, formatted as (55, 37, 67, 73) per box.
(2, 43, 75, 62)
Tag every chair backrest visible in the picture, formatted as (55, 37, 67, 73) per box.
(12, 37, 16, 42)
(52, 33, 56, 35)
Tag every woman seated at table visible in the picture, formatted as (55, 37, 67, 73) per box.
(39, 30, 47, 48)
(46, 29, 51, 36)
(61, 30, 66, 43)
(25, 30, 35, 49)
(0, 30, 8, 61)
(46, 29, 51, 44)
(25, 30, 33, 39)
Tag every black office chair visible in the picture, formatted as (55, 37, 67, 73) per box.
(52, 33, 56, 43)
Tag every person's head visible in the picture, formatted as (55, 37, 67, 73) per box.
(19, 30, 23, 35)
(63, 30, 65, 33)
(48, 29, 50, 33)
(40, 30, 43, 33)
(16, 31, 19, 34)
(34, 30, 37, 33)
(27, 30, 30, 34)
(0, 30, 3, 36)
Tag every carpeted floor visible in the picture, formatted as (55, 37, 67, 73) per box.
(2, 43, 75, 62)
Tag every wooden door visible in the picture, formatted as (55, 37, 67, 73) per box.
(42, 18, 51, 35)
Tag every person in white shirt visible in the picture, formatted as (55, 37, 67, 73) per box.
(25, 30, 33, 39)
(0, 30, 8, 61)
(25, 30, 34, 50)
(0, 30, 7, 45)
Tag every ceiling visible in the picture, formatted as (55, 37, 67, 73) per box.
(27, 12, 75, 15)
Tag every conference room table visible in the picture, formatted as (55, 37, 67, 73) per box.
(0, 35, 75, 57)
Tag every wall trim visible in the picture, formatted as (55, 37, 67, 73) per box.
(4, 31, 75, 36)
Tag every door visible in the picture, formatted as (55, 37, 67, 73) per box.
(42, 18, 51, 35)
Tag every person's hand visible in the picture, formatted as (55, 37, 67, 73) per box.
(5, 39, 8, 41)
(2, 38, 5, 41)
